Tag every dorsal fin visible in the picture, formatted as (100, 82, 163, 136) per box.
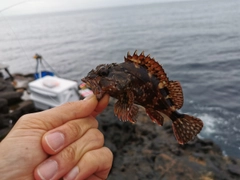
(168, 81, 184, 109)
(125, 50, 169, 84)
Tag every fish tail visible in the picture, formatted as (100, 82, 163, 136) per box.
(172, 114, 203, 144)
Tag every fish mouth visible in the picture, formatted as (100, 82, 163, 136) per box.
(81, 77, 105, 100)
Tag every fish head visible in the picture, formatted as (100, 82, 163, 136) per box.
(82, 63, 130, 100)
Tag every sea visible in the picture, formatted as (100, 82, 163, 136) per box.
(1, 0, 240, 158)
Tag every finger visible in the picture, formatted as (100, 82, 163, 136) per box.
(42, 116, 98, 154)
(34, 128, 104, 180)
(92, 94, 110, 117)
(19, 95, 98, 130)
(64, 147, 113, 180)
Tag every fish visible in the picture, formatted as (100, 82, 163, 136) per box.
(81, 50, 203, 144)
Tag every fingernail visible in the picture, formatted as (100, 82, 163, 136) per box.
(83, 94, 94, 101)
(45, 132, 65, 151)
(37, 159, 58, 180)
(64, 166, 79, 180)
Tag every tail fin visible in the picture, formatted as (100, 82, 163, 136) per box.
(172, 114, 203, 144)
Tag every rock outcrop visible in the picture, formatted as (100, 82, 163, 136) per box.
(0, 74, 36, 139)
(97, 100, 240, 180)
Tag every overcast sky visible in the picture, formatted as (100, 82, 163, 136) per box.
(1, 0, 188, 16)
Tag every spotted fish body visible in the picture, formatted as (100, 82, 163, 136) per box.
(82, 51, 203, 144)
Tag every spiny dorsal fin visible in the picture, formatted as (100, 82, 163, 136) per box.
(125, 50, 169, 84)
(168, 81, 184, 109)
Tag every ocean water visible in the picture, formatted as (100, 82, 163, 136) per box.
(1, 0, 240, 158)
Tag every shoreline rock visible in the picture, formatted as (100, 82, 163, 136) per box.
(0, 74, 36, 139)
(97, 99, 240, 180)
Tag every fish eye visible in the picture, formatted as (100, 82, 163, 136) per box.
(97, 67, 109, 76)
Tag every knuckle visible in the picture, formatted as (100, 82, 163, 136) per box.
(17, 113, 48, 128)
(83, 151, 97, 164)
(18, 113, 34, 122)
(87, 129, 104, 143)
(89, 116, 99, 128)
(60, 145, 76, 161)
(65, 121, 83, 137)
(103, 147, 113, 160)
(97, 147, 113, 163)
(17, 115, 28, 124)
(19, 114, 28, 120)
(83, 147, 113, 167)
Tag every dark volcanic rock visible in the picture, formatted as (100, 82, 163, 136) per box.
(15, 100, 35, 115)
(0, 114, 11, 129)
(0, 78, 15, 92)
(0, 91, 23, 105)
(97, 98, 240, 180)
(228, 164, 240, 176)
(0, 98, 9, 114)
(0, 100, 36, 126)
(0, 74, 36, 139)
(0, 127, 12, 140)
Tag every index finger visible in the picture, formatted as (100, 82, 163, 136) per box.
(91, 94, 110, 117)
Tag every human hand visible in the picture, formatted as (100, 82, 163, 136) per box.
(0, 94, 113, 180)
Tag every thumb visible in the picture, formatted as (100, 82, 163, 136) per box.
(16, 94, 99, 131)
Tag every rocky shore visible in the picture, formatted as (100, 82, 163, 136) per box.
(0, 73, 36, 139)
(0, 75, 240, 180)
(97, 100, 240, 180)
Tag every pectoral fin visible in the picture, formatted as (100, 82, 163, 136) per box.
(114, 101, 139, 123)
(114, 90, 139, 123)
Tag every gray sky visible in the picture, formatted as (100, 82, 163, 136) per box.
(1, 0, 187, 15)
